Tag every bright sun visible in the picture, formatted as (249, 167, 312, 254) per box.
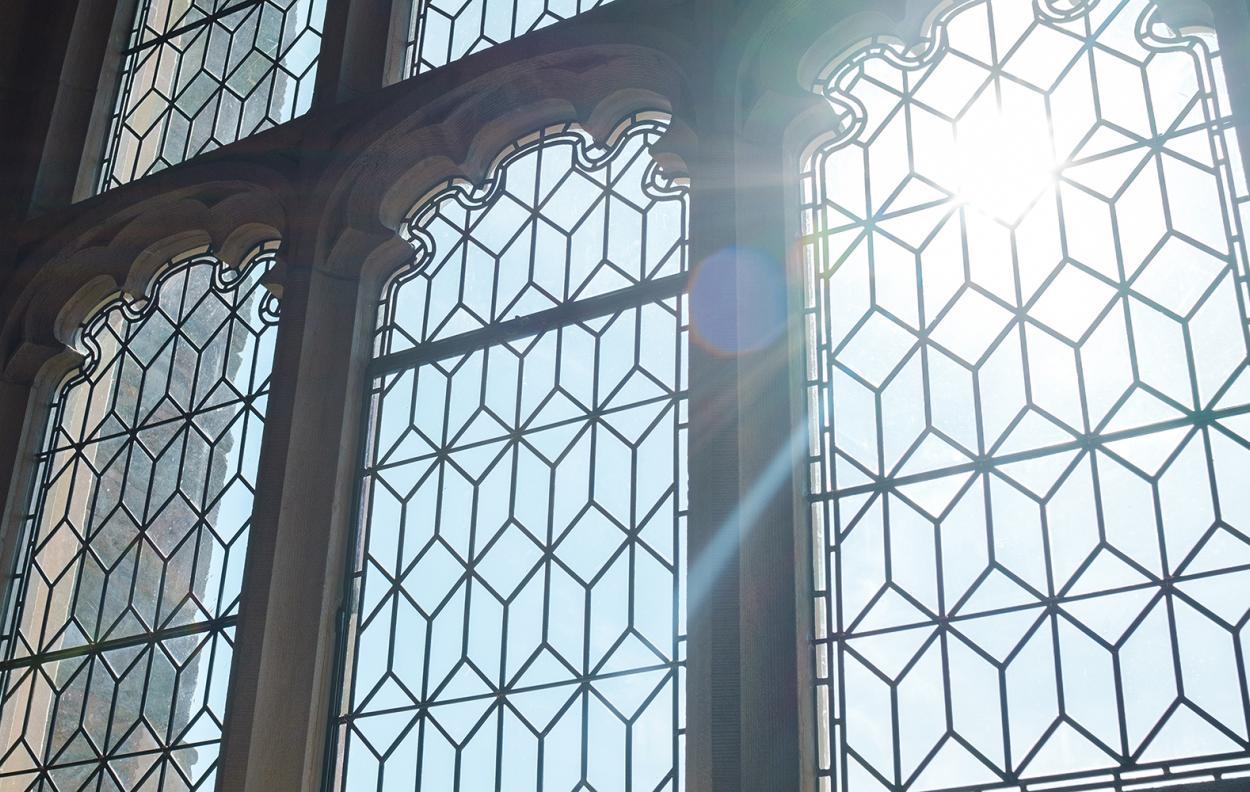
(953, 85, 1060, 224)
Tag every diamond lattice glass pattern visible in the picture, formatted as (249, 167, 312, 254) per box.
(802, 0, 1250, 790)
(96, 0, 325, 193)
(331, 118, 688, 791)
(0, 247, 279, 789)
(400, 0, 614, 78)
(374, 121, 687, 356)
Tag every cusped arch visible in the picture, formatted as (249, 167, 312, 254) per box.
(732, 0, 1229, 148)
(309, 42, 697, 290)
(370, 110, 687, 356)
(2, 177, 288, 385)
(729, 0, 943, 143)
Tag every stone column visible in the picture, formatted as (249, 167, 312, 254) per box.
(215, 203, 394, 790)
(314, 0, 397, 107)
(678, 2, 815, 786)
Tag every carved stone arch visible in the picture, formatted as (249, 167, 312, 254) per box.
(28, 154, 297, 248)
(370, 109, 686, 345)
(296, 53, 700, 364)
(0, 174, 291, 661)
(1152, 0, 1218, 30)
(308, 42, 697, 288)
(377, 92, 690, 232)
(304, 10, 696, 208)
(723, 0, 955, 143)
(732, 0, 1235, 148)
(1, 178, 288, 386)
(325, 92, 695, 347)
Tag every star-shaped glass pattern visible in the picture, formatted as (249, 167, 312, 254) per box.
(330, 116, 689, 791)
(802, 1, 1250, 790)
(0, 245, 280, 789)
(96, 0, 325, 193)
(400, 0, 614, 77)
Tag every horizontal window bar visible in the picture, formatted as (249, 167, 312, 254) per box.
(369, 273, 688, 377)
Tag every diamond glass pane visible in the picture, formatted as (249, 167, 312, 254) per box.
(802, 1, 1250, 790)
(375, 120, 687, 355)
(0, 247, 280, 789)
(96, 0, 326, 193)
(331, 118, 689, 791)
(401, 0, 614, 78)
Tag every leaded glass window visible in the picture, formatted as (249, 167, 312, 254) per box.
(329, 115, 688, 791)
(96, 0, 326, 193)
(0, 245, 279, 789)
(399, 0, 612, 78)
(802, 0, 1250, 789)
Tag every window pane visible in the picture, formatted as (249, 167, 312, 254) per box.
(375, 121, 687, 355)
(401, 0, 614, 78)
(0, 247, 280, 788)
(331, 118, 688, 791)
(803, 0, 1250, 789)
(97, 0, 326, 193)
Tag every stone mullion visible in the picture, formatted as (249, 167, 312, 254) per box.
(0, 376, 54, 643)
(1211, 0, 1250, 195)
(215, 217, 375, 791)
(312, 0, 395, 107)
(680, 130, 808, 792)
(679, 6, 808, 786)
(732, 124, 810, 792)
(682, 137, 746, 792)
(5, 0, 132, 214)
